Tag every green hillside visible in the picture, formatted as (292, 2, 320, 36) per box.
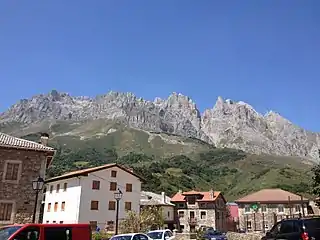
(4, 119, 313, 201)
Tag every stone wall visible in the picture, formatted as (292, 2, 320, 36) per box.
(226, 232, 264, 240)
(0, 147, 49, 224)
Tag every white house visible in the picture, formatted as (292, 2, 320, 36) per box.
(42, 163, 143, 230)
(140, 191, 175, 229)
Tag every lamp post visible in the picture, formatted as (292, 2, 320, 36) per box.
(32, 176, 45, 223)
(114, 189, 123, 235)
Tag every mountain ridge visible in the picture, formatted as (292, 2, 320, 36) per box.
(1, 90, 319, 161)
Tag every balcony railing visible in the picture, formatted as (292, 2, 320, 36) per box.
(188, 218, 197, 225)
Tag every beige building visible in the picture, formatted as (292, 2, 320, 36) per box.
(235, 188, 309, 232)
(140, 191, 175, 229)
(171, 189, 228, 232)
(0, 132, 55, 224)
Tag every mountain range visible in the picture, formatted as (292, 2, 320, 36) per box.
(1, 90, 319, 162)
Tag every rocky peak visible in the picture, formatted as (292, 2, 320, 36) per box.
(1, 90, 320, 161)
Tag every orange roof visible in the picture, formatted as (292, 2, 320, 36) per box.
(46, 163, 144, 183)
(171, 190, 222, 202)
(235, 189, 309, 203)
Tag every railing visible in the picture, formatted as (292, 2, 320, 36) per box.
(188, 218, 197, 225)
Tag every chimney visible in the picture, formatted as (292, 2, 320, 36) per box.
(161, 192, 166, 204)
(209, 189, 214, 199)
(178, 189, 182, 194)
(40, 133, 49, 146)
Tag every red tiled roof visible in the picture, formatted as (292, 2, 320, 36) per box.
(45, 163, 144, 183)
(171, 190, 222, 202)
(235, 189, 309, 203)
(0, 132, 55, 152)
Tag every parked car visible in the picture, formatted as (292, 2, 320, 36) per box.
(261, 217, 320, 240)
(110, 233, 153, 240)
(202, 229, 227, 240)
(147, 229, 175, 240)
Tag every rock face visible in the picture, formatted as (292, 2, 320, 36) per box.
(1, 90, 320, 161)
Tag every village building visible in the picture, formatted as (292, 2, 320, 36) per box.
(0, 132, 55, 224)
(235, 188, 309, 232)
(171, 189, 228, 233)
(140, 191, 175, 229)
(226, 202, 239, 231)
(43, 163, 143, 230)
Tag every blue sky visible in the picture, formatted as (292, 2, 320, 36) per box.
(0, 0, 319, 131)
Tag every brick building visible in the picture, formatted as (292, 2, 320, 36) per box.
(0, 132, 55, 224)
(171, 189, 228, 232)
(235, 188, 309, 232)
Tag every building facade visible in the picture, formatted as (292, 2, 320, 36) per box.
(0, 132, 55, 225)
(235, 188, 309, 232)
(43, 163, 142, 230)
(171, 190, 228, 233)
(140, 191, 175, 229)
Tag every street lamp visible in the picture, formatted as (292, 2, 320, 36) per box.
(32, 176, 45, 223)
(114, 189, 123, 235)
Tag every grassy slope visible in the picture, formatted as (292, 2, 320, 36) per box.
(1, 120, 313, 201)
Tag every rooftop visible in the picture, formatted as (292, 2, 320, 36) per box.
(235, 188, 309, 203)
(140, 191, 174, 206)
(0, 132, 55, 152)
(171, 190, 223, 202)
(45, 163, 144, 183)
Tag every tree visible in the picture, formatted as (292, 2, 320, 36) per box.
(312, 164, 320, 205)
(120, 206, 164, 233)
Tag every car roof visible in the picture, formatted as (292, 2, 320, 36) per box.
(148, 229, 170, 233)
(114, 233, 145, 236)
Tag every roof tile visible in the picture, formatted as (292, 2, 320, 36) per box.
(235, 189, 309, 203)
(171, 190, 221, 202)
(0, 132, 54, 152)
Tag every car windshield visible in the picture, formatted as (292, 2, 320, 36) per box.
(147, 231, 163, 239)
(0, 226, 22, 240)
(206, 230, 222, 236)
(111, 235, 133, 240)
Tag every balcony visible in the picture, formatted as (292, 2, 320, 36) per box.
(188, 218, 198, 225)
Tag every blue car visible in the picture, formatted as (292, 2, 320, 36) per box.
(203, 230, 227, 240)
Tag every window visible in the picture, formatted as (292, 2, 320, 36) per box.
(0, 202, 13, 221)
(60, 221, 64, 224)
(63, 183, 67, 191)
(244, 205, 251, 213)
(109, 201, 116, 210)
(56, 184, 60, 193)
(90, 221, 97, 231)
(126, 183, 132, 192)
(46, 221, 49, 223)
(47, 203, 51, 212)
(50, 185, 53, 193)
(110, 182, 117, 191)
(92, 180, 100, 190)
(200, 211, 206, 219)
(295, 205, 301, 213)
(199, 203, 206, 208)
(261, 205, 267, 213)
(125, 202, 132, 211)
(91, 201, 99, 210)
(138, 234, 149, 240)
(246, 221, 252, 230)
(53, 221, 56, 223)
(106, 221, 114, 231)
(44, 227, 72, 240)
(12, 226, 40, 240)
(54, 202, 58, 212)
(61, 202, 65, 211)
(187, 196, 196, 205)
(278, 205, 284, 213)
(3, 161, 21, 182)
(168, 211, 170, 217)
(111, 170, 117, 177)
(178, 211, 184, 218)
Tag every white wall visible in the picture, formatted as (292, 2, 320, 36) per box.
(78, 166, 142, 229)
(42, 177, 82, 224)
(162, 206, 174, 222)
